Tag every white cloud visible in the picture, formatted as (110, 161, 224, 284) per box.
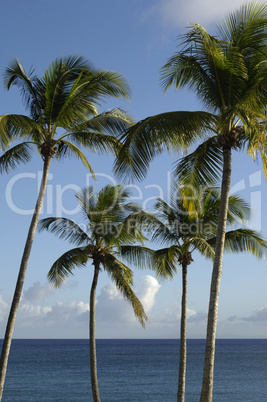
(95, 283, 131, 324)
(150, 0, 245, 28)
(17, 300, 89, 327)
(242, 306, 267, 322)
(23, 281, 55, 301)
(2, 278, 267, 339)
(187, 309, 207, 323)
(95, 275, 161, 327)
(0, 276, 162, 338)
(0, 295, 89, 338)
(137, 275, 161, 313)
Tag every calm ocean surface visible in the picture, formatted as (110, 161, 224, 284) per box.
(1, 339, 266, 401)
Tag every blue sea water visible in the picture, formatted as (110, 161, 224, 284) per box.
(1, 339, 266, 401)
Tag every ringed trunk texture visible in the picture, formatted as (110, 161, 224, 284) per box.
(0, 156, 51, 400)
(200, 147, 232, 402)
(90, 264, 101, 402)
(177, 264, 188, 402)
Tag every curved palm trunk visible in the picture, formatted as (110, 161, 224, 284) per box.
(90, 264, 101, 402)
(177, 263, 188, 402)
(200, 147, 232, 402)
(0, 156, 51, 400)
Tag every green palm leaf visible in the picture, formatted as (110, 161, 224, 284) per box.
(4, 59, 42, 121)
(174, 136, 223, 190)
(0, 142, 32, 173)
(114, 111, 215, 181)
(152, 247, 179, 279)
(38, 217, 89, 245)
(221, 228, 267, 258)
(58, 139, 96, 177)
(185, 237, 215, 259)
(0, 114, 43, 143)
(48, 247, 89, 287)
(119, 245, 155, 269)
(103, 253, 148, 327)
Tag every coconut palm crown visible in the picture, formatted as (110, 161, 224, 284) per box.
(0, 56, 132, 174)
(38, 184, 148, 402)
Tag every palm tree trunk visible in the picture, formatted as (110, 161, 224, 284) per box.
(200, 146, 232, 402)
(90, 263, 101, 402)
(177, 263, 188, 402)
(0, 156, 51, 400)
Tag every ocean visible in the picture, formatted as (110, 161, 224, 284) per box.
(1, 339, 266, 401)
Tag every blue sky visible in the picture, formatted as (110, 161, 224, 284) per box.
(1, 0, 267, 339)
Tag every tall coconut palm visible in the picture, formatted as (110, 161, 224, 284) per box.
(0, 56, 133, 400)
(38, 185, 148, 402)
(114, 3, 267, 400)
(130, 184, 267, 402)
(162, 6, 267, 400)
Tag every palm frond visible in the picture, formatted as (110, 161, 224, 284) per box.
(62, 131, 119, 156)
(114, 111, 215, 182)
(152, 247, 179, 279)
(0, 114, 43, 143)
(48, 247, 89, 287)
(83, 69, 131, 101)
(58, 140, 95, 178)
(0, 142, 32, 174)
(261, 150, 267, 181)
(38, 217, 89, 245)
(161, 5, 267, 114)
(185, 237, 215, 259)
(174, 136, 223, 190)
(223, 228, 267, 258)
(64, 108, 134, 154)
(43, 56, 99, 127)
(199, 189, 251, 228)
(104, 253, 148, 327)
(160, 24, 234, 111)
(218, 2, 267, 52)
(75, 186, 95, 222)
(75, 185, 146, 246)
(227, 194, 251, 225)
(119, 245, 156, 269)
(4, 59, 42, 120)
(49, 64, 130, 129)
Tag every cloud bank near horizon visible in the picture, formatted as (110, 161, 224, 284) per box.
(0, 277, 266, 339)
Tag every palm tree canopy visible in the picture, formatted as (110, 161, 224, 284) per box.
(161, 3, 267, 112)
(38, 184, 148, 327)
(0, 56, 134, 175)
(132, 184, 267, 279)
(114, 1, 267, 182)
(161, 1, 267, 175)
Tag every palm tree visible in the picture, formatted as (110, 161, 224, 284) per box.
(38, 185, 148, 402)
(133, 184, 267, 402)
(0, 56, 133, 399)
(114, 3, 267, 399)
